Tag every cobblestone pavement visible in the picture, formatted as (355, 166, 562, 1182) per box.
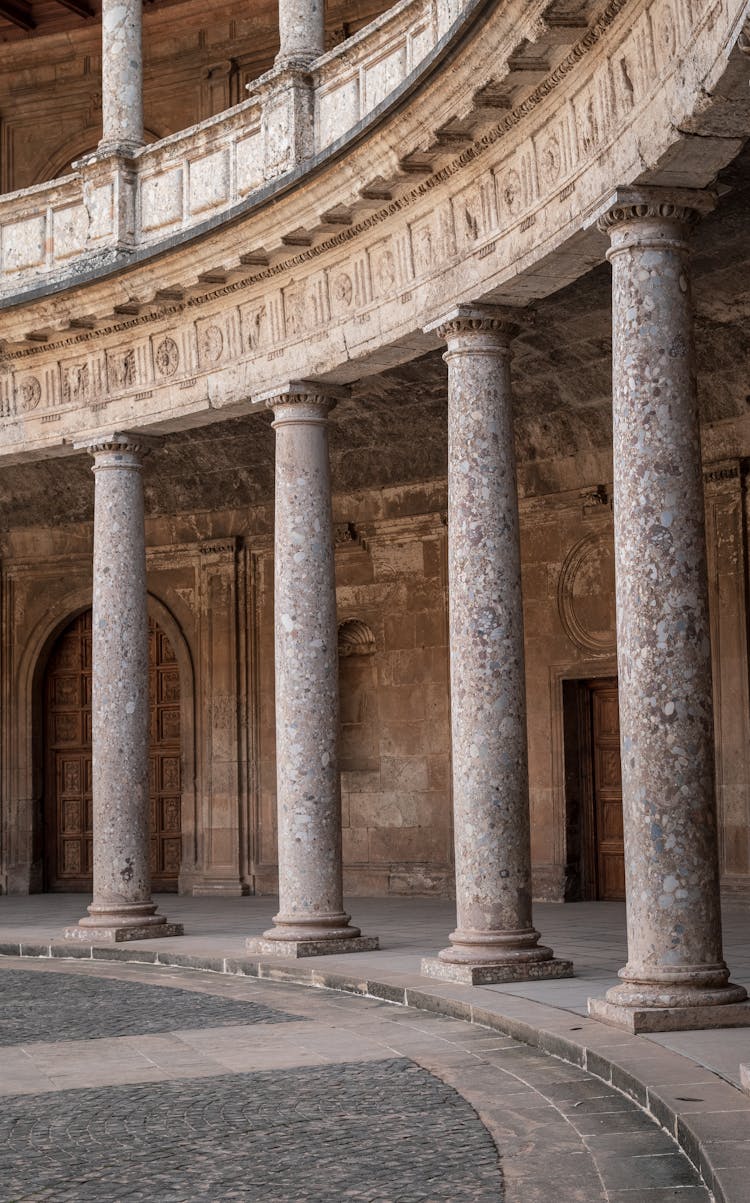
(0, 958, 711, 1202)
(0, 967, 298, 1044)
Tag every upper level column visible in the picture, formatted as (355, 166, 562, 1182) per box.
(65, 433, 181, 942)
(421, 305, 572, 986)
(276, 0, 325, 68)
(588, 189, 749, 1032)
(99, 0, 144, 156)
(246, 383, 378, 958)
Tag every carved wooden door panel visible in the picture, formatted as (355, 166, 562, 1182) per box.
(589, 679, 625, 901)
(149, 622, 182, 890)
(44, 611, 93, 891)
(45, 611, 182, 891)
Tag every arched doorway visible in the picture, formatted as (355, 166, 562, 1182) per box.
(43, 610, 182, 891)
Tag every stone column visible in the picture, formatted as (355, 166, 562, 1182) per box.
(247, 384, 378, 957)
(421, 306, 572, 985)
(588, 189, 748, 1032)
(99, 0, 144, 156)
(66, 434, 181, 942)
(276, 0, 325, 68)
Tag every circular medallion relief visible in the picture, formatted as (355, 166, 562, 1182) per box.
(155, 337, 180, 377)
(557, 533, 616, 654)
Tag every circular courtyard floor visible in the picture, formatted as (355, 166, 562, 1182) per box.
(0, 958, 709, 1202)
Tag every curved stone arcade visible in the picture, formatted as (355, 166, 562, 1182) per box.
(1, 0, 750, 1142)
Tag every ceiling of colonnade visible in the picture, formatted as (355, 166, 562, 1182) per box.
(0, 0, 382, 42)
(0, 139, 749, 531)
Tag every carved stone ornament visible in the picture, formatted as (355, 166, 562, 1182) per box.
(338, 618, 376, 656)
(424, 304, 522, 345)
(334, 522, 359, 546)
(200, 325, 224, 364)
(594, 188, 716, 236)
(155, 337, 180, 377)
(18, 375, 41, 411)
(557, 532, 616, 654)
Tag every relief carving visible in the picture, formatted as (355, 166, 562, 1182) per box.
(62, 362, 90, 406)
(155, 337, 180, 377)
(200, 324, 224, 364)
(17, 375, 41, 411)
(558, 532, 616, 654)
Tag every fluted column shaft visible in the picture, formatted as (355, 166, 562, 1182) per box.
(66, 433, 180, 942)
(100, 0, 144, 156)
(248, 385, 377, 956)
(276, 0, 324, 67)
(421, 306, 571, 985)
(590, 190, 747, 1026)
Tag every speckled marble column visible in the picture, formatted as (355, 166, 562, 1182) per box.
(588, 190, 749, 1033)
(99, 0, 144, 156)
(421, 306, 572, 986)
(247, 385, 378, 958)
(276, 0, 324, 67)
(66, 434, 181, 943)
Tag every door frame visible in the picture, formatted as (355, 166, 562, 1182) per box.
(552, 658, 618, 902)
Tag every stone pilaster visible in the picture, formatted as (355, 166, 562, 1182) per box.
(246, 384, 378, 958)
(588, 189, 749, 1032)
(421, 305, 572, 986)
(66, 434, 181, 943)
(99, 0, 144, 156)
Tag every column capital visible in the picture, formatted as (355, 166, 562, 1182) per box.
(424, 304, 524, 348)
(259, 381, 348, 424)
(73, 431, 160, 461)
(592, 186, 715, 239)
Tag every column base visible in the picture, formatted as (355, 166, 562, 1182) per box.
(64, 922, 184, 943)
(588, 995, 750, 1033)
(246, 935, 379, 958)
(421, 955, 574, 985)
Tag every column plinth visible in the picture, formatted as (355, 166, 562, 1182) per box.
(587, 191, 749, 1033)
(99, 0, 144, 157)
(65, 434, 181, 943)
(420, 307, 572, 986)
(246, 385, 378, 959)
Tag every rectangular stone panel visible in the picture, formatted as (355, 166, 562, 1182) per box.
(317, 77, 359, 151)
(86, 183, 115, 240)
(140, 168, 184, 233)
(235, 129, 263, 197)
(189, 149, 230, 215)
(363, 44, 407, 112)
(51, 203, 88, 261)
(1, 215, 46, 273)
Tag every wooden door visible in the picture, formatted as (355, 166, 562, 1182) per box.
(588, 678, 625, 900)
(44, 611, 182, 891)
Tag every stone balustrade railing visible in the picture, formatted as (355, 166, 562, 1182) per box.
(0, 0, 462, 300)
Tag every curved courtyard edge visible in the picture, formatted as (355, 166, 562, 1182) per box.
(0, 936, 744, 1203)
